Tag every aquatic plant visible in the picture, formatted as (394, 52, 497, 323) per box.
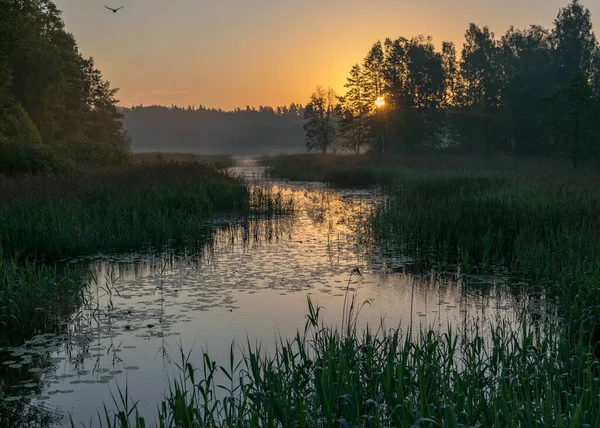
(0, 251, 83, 345)
(262, 153, 600, 344)
(132, 152, 235, 170)
(0, 161, 292, 346)
(0, 162, 292, 261)
(92, 298, 600, 427)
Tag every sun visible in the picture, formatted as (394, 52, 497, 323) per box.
(375, 96, 385, 108)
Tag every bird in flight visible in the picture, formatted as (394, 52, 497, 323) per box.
(105, 5, 124, 13)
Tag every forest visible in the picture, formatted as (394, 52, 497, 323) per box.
(0, 0, 131, 174)
(122, 104, 305, 155)
(305, 0, 600, 167)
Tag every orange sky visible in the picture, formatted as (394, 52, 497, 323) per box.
(54, 0, 599, 110)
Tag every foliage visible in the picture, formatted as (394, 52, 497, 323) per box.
(303, 87, 338, 153)
(337, 65, 373, 154)
(326, 0, 600, 163)
(0, 102, 49, 174)
(0, 0, 130, 174)
(545, 71, 600, 167)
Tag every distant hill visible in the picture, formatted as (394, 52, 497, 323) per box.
(121, 104, 306, 155)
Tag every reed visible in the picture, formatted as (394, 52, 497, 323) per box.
(0, 161, 291, 345)
(93, 298, 600, 427)
(0, 162, 258, 261)
(132, 152, 235, 169)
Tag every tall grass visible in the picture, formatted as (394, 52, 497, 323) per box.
(92, 298, 600, 427)
(0, 249, 83, 344)
(132, 152, 235, 169)
(0, 162, 256, 261)
(262, 154, 600, 342)
(259, 153, 579, 187)
(0, 161, 291, 345)
(370, 169, 600, 342)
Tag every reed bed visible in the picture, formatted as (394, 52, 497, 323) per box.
(0, 162, 254, 261)
(0, 250, 83, 344)
(132, 152, 235, 169)
(262, 153, 600, 345)
(94, 298, 600, 428)
(371, 169, 600, 342)
(258, 153, 585, 187)
(0, 161, 291, 345)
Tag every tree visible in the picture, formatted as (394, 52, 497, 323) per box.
(545, 72, 600, 167)
(0, 0, 131, 173)
(544, 0, 600, 166)
(378, 36, 447, 153)
(441, 42, 458, 107)
(303, 87, 338, 153)
(452, 24, 506, 154)
(338, 64, 373, 153)
(500, 25, 556, 155)
(363, 41, 386, 102)
(552, 0, 598, 84)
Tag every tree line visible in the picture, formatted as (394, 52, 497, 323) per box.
(123, 104, 306, 155)
(0, 0, 130, 174)
(304, 0, 600, 167)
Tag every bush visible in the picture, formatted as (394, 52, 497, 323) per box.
(0, 102, 49, 175)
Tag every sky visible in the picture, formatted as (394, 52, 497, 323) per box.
(54, 0, 600, 110)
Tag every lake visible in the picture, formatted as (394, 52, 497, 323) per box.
(0, 157, 559, 427)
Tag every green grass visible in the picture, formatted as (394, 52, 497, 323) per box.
(133, 152, 236, 169)
(92, 297, 600, 427)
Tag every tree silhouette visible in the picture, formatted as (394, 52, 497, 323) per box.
(303, 87, 338, 153)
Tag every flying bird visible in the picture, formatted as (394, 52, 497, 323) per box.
(105, 5, 124, 13)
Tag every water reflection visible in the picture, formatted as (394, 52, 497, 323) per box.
(0, 162, 560, 427)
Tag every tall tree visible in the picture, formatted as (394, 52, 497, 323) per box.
(303, 87, 338, 153)
(0, 0, 130, 173)
(545, 71, 600, 167)
(338, 64, 373, 153)
(453, 24, 506, 154)
(363, 41, 387, 101)
(552, 0, 598, 84)
(544, 0, 600, 166)
(441, 42, 458, 107)
(500, 25, 555, 155)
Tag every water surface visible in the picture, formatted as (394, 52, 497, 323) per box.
(0, 157, 559, 427)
